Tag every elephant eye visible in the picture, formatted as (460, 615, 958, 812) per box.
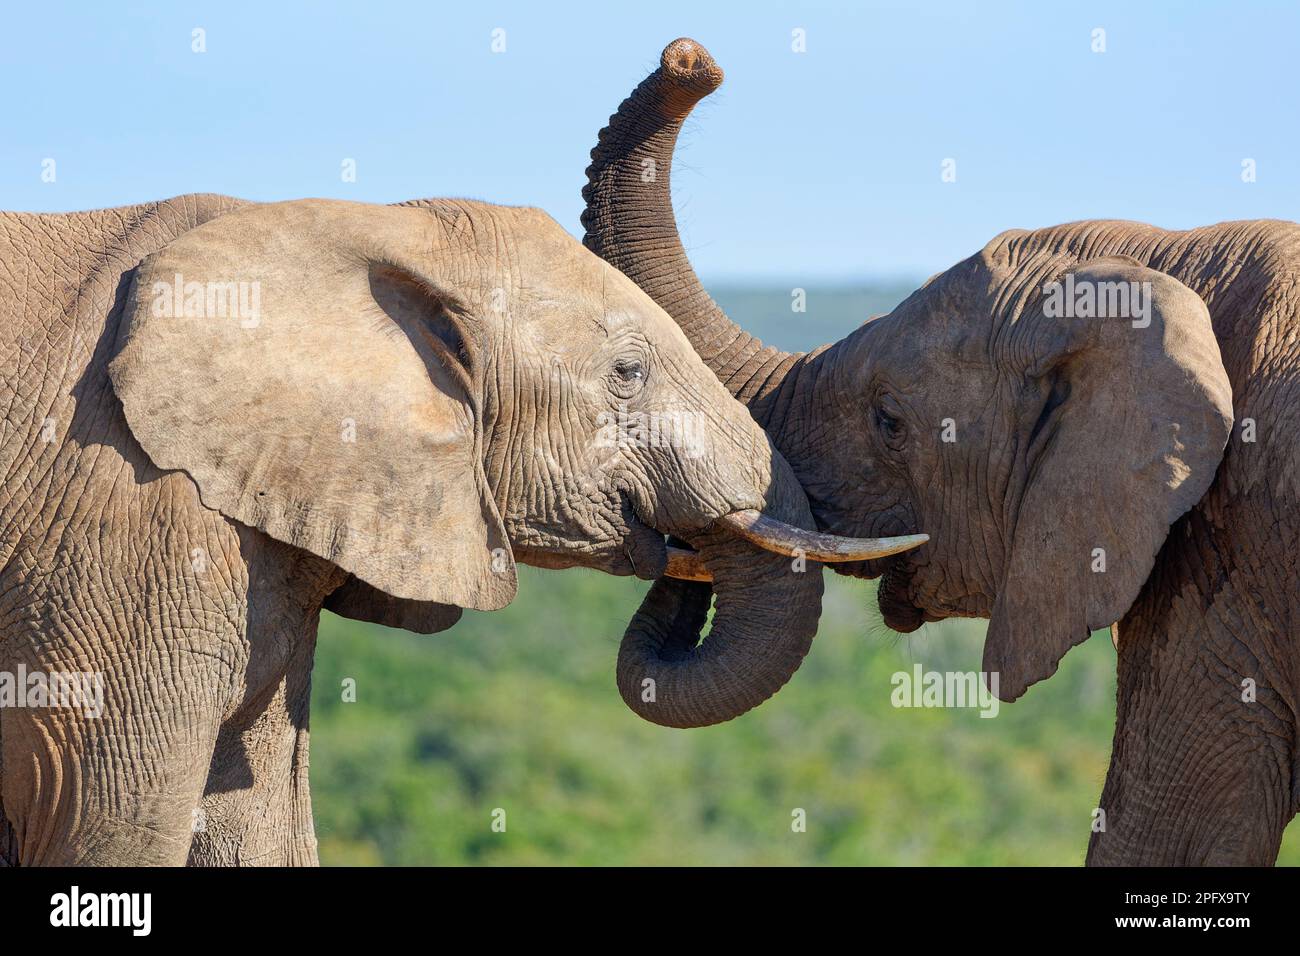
(613, 359, 646, 384)
(876, 407, 898, 432)
(874, 396, 907, 448)
(875, 406, 900, 435)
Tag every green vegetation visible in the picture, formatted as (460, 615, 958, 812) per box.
(310, 573, 1300, 865)
(308, 284, 1299, 865)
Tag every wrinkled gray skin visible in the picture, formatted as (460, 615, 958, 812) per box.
(584, 38, 1300, 865)
(0, 194, 826, 865)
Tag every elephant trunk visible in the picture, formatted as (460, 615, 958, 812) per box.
(581, 37, 795, 406)
(616, 457, 823, 728)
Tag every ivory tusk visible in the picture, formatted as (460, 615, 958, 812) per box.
(661, 513, 930, 582)
(717, 509, 929, 563)
(664, 546, 712, 582)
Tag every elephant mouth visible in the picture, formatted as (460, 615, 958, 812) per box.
(828, 558, 881, 580)
(800, 513, 940, 633)
(876, 559, 940, 633)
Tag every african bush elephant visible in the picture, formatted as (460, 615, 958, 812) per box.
(584, 38, 1300, 865)
(0, 193, 921, 865)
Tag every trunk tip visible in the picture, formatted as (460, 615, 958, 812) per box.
(661, 37, 724, 92)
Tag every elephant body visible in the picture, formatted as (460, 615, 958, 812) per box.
(2, 192, 915, 865)
(1000, 220, 1299, 864)
(0, 195, 331, 864)
(583, 39, 1300, 864)
(916, 219, 1299, 864)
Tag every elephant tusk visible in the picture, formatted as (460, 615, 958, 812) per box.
(716, 509, 929, 563)
(662, 514, 929, 581)
(664, 545, 712, 582)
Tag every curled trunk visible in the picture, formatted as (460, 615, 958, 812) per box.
(582, 38, 797, 406)
(589, 40, 832, 726)
(617, 460, 823, 728)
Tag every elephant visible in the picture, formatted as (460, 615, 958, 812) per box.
(0, 192, 923, 865)
(583, 38, 1300, 865)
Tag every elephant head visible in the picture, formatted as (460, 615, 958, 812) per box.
(108, 197, 922, 728)
(582, 40, 1233, 701)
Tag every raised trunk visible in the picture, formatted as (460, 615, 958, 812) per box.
(587, 41, 847, 728)
(582, 38, 799, 408)
(617, 461, 823, 728)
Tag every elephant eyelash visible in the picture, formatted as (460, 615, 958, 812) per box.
(608, 357, 649, 398)
(873, 395, 905, 438)
(613, 358, 646, 382)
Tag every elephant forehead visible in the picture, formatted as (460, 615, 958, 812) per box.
(509, 288, 618, 349)
(886, 295, 998, 368)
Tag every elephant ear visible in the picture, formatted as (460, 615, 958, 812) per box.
(984, 258, 1232, 700)
(109, 198, 516, 612)
(323, 576, 464, 634)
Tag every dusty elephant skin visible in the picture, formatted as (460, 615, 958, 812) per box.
(584, 38, 1300, 865)
(0, 193, 924, 865)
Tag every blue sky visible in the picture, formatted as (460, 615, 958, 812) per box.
(2, 1, 1296, 280)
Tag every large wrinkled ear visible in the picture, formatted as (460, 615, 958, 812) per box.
(324, 576, 464, 634)
(109, 199, 516, 611)
(985, 259, 1232, 700)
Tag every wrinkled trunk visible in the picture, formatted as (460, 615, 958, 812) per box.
(617, 459, 823, 728)
(582, 38, 799, 408)
(587, 41, 839, 727)
(586, 40, 935, 726)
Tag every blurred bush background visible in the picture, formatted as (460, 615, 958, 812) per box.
(310, 284, 1300, 865)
